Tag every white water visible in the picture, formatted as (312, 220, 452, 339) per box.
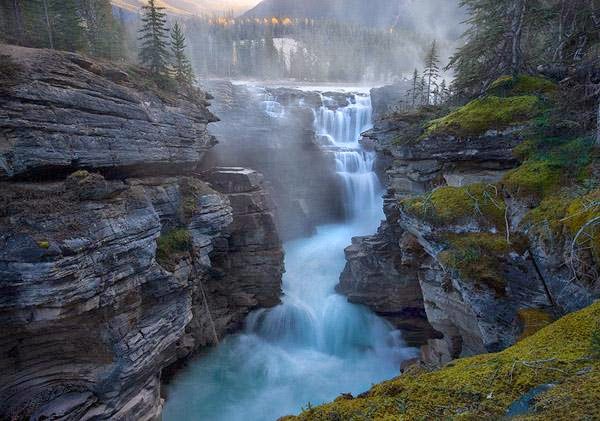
(163, 93, 417, 421)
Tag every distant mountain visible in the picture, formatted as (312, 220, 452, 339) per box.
(243, 0, 402, 28)
(111, 0, 260, 15)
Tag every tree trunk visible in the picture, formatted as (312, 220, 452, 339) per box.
(12, 0, 24, 45)
(42, 0, 54, 49)
(510, 0, 526, 77)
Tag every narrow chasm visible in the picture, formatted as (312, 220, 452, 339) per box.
(162, 86, 418, 421)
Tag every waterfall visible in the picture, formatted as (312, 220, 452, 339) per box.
(314, 95, 381, 219)
(163, 91, 417, 421)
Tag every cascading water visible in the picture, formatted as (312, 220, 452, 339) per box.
(163, 92, 417, 421)
(314, 95, 380, 219)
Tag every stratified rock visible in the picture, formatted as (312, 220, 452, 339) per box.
(337, 201, 438, 347)
(0, 169, 284, 420)
(0, 174, 225, 419)
(205, 167, 285, 333)
(0, 45, 217, 180)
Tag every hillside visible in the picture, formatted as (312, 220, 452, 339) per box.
(243, 0, 401, 27)
(244, 0, 464, 35)
(111, 0, 259, 15)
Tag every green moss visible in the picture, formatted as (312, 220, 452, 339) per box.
(517, 308, 555, 341)
(503, 161, 562, 200)
(390, 106, 451, 145)
(69, 170, 91, 179)
(489, 75, 558, 97)
(156, 229, 192, 270)
(288, 301, 600, 421)
(439, 233, 512, 295)
(402, 184, 506, 229)
(425, 95, 540, 138)
(523, 196, 570, 237)
(563, 189, 600, 261)
(591, 323, 600, 360)
(37, 241, 50, 249)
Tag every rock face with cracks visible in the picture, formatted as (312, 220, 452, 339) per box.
(0, 46, 284, 420)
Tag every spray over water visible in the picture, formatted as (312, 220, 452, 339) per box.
(163, 91, 417, 421)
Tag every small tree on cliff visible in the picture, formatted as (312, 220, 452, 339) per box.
(170, 21, 195, 86)
(423, 40, 440, 105)
(138, 0, 170, 77)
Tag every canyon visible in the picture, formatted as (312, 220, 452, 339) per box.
(1, 44, 599, 421)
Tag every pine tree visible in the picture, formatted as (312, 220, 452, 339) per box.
(410, 68, 419, 108)
(170, 21, 195, 86)
(423, 40, 440, 106)
(80, 0, 124, 60)
(138, 0, 170, 76)
(50, 0, 85, 52)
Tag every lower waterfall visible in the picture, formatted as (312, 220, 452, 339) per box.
(163, 91, 417, 421)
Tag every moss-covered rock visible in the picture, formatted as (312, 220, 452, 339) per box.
(425, 95, 540, 138)
(489, 75, 558, 97)
(517, 308, 555, 341)
(564, 189, 600, 262)
(401, 183, 506, 229)
(503, 161, 562, 200)
(156, 228, 192, 271)
(438, 233, 513, 296)
(287, 301, 600, 420)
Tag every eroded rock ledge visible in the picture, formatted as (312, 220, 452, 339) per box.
(0, 46, 284, 420)
(339, 85, 599, 366)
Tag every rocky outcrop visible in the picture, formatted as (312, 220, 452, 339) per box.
(0, 46, 284, 420)
(370, 82, 411, 121)
(203, 167, 284, 334)
(337, 197, 438, 347)
(340, 99, 599, 366)
(0, 44, 217, 180)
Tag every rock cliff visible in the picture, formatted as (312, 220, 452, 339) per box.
(339, 81, 600, 365)
(0, 46, 284, 420)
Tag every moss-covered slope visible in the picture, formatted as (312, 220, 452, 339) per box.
(285, 301, 600, 420)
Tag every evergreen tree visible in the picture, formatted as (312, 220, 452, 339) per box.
(423, 40, 440, 105)
(80, 0, 125, 60)
(170, 21, 195, 86)
(410, 68, 419, 108)
(138, 0, 170, 76)
(49, 0, 85, 52)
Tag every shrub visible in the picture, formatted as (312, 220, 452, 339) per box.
(156, 228, 192, 270)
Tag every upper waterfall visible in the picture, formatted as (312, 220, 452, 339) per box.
(314, 95, 381, 220)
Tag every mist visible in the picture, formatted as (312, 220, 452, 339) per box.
(123, 0, 467, 83)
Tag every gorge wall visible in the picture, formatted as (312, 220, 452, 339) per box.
(340, 82, 600, 365)
(0, 46, 284, 420)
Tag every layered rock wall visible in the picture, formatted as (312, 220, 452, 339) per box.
(340, 84, 599, 366)
(0, 46, 283, 420)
